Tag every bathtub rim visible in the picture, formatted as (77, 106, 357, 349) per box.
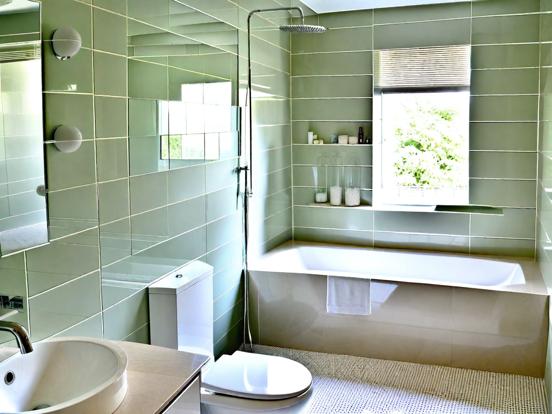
(249, 241, 547, 296)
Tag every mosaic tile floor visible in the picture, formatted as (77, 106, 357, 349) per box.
(255, 345, 547, 414)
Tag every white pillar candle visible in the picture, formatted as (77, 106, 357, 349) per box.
(330, 186, 343, 206)
(348, 135, 358, 145)
(345, 187, 361, 206)
(315, 192, 328, 203)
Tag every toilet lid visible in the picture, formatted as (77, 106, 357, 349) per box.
(202, 351, 312, 400)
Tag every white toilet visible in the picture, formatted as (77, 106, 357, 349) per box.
(148, 261, 313, 413)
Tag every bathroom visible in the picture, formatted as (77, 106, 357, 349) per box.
(0, 0, 550, 412)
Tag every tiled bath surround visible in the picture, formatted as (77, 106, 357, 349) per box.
(291, 1, 542, 257)
(0, 0, 302, 353)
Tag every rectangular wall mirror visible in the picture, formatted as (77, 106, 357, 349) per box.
(0, 0, 47, 257)
(372, 45, 471, 209)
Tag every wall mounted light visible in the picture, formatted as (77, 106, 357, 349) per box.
(52, 27, 81, 60)
(53, 125, 82, 153)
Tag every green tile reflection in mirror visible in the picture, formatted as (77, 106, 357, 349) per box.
(0, 1, 47, 257)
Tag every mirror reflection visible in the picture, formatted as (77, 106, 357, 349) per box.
(0, 0, 47, 256)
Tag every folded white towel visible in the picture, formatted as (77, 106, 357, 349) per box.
(326, 275, 371, 315)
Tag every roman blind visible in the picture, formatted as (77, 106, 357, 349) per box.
(374, 44, 471, 89)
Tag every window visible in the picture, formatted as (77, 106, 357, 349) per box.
(373, 45, 471, 208)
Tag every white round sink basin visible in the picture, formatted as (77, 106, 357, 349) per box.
(0, 337, 128, 413)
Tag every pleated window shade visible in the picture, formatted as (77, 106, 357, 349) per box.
(0, 42, 40, 63)
(374, 45, 471, 90)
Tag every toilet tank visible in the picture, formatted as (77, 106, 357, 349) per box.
(148, 261, 214, 360)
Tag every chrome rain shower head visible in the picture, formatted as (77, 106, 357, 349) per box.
(279, 24, 327, 33)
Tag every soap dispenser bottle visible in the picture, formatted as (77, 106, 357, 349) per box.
(358, 127, 364, 144)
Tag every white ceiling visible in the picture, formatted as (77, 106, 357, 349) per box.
(0, 0, 38, 15)
(300, 0, 470, 13)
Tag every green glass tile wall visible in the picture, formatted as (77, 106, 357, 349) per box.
(538, 0, 552, 407)
(291, 0, 541, 257)
(0, 0, 299, 356)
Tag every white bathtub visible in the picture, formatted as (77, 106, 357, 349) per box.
(250, 241, 545, 293)
(248, 241, 548, 376)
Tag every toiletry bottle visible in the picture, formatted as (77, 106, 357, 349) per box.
(358, 127, 364, 144)
(308, 131, 314, 145)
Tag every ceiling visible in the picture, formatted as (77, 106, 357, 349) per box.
(300, 0, 471, 13)
(0, 0, 38, 15)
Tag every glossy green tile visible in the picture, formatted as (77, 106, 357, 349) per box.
(168, 164, 206, 203)
(470, 96, 538, 122)
(471, 68, 539, 95)
(98, 179, 130, 224)
(472, 0, 539, 15)
(206, 186, 239, 223)
(294, 226, 374, 246)
(374, 19, 470, 49)
(541, 44, 552, 67)
(94, 0, 127, 14)
(294, 205, 373, 231)
(470, 179, 536, 208)
(128, 59, 168, 100)
(29, 271, 101, 341)
(293, 98, 371, 121)
(47, 185, 99, 239)
(94, 52, 127, 97)
(253, 98, 290, 126)
(206, 238, 242, 275)
(46, 141, 96, 191)
(100, 218, 131, 267)
(43, 45, 93, 93)
(93, 9, 127, 55)
(374, 2, 470, 24)
(127, 0, 169, 29)
(318, 10, 373, 28)
(293, 27, 372, 53)
(293, 144, 371, 165)
(374, 211, 470, 235)
(137, 226, 206, 263)
(540, 13, 552, 42)
(472, 15, 540, 45)
(214, 314, 243, 358)
(131, 207, 169, 252)
(207, 212, 241, 251)
(0, 253, 26, 295)
(214, 280, 243, 320)
(124, 323, 150, 343)
(44, 93, 94, 140)
(26, 228, 99, 296)
(42, 0, 92, 48)
(214, 301, 243, 343)
(52, 314, 103, 339)
(292, 75, 372, 99)
(471, 208, 535, 239)
(470, 237, 535, 257)
(129, 172, 168, 214)
(472, 44, 540, 69)
(95, 97, 127, 139)
(96, 138, 129, 182)
(253, 124, 291, 151)
(470, 122, 537, 151)
(374, 231, 470, 253)
(254, 147, 291, 176)
(129, 135, 169, 175)
(168, 196, 205, 237)
(206, 159, 238, 193)
(103, 289, 149, 340)
(470, 152, 537, 179)
(292, 51, 372, 76)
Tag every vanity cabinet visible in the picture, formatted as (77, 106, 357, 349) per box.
(162, 376, 201, 413)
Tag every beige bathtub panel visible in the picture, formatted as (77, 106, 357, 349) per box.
(451, 330, 547, 377)
(369, 281, 453, 330)
(451, 287, 548, 338)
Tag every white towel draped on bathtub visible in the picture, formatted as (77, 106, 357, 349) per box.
(326, 276, 371, 315)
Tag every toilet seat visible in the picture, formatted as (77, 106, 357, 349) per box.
(202, 351, 312, 401)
